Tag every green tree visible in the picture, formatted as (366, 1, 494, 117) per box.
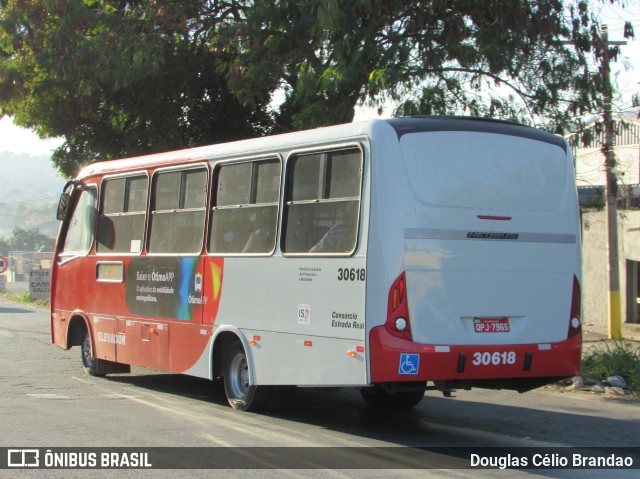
(223, 0, 633, 133)
(0, 0, 272, 177)
(0, 1, 634, 177)
(9, 226, 55, 252)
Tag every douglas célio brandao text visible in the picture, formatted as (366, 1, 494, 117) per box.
(470, 452, 634, 469)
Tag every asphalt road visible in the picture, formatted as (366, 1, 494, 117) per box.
(1, 300, 638, 479)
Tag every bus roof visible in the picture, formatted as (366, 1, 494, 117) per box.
(387, 116, 568, 153)
(75, 119, 382, 180)
(75, 116, 567, 180)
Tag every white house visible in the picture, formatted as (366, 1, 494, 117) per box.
(567, 115, 640, 329)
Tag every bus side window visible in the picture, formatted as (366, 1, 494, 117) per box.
(60, 188, 97, 256)
(209, 158, 280, 255)
(148, 167, 208, 254)
(97, 175, 148, 254)
(282, 147, 362, 255)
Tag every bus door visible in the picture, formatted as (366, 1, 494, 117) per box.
(119, 166, 209, 371)
(52, 186, 101, 350)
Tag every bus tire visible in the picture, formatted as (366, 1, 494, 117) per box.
(360, 383, 426, 410)
(223, 342, 272, 412)
(80, 325, 106, 377)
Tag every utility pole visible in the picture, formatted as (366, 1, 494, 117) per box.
(600, 25, 627, 340)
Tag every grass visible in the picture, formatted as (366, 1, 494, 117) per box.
(0, 290, 50, 309)
(581, 341, 640, 391)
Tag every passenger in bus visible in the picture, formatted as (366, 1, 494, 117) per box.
(242, 207, 276, 253)
(310, 222, 350, 253)
(309, 202, 357, 253)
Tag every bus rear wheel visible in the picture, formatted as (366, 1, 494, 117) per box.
(223, 342, 273, 412)
(360, 382, 426, 410)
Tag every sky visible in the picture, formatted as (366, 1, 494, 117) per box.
(0, 1, 638, 160)
(0, 116, 63, 156)
(599, 0, 640, 115)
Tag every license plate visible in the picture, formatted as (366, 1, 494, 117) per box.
(474, 317, 510, 333)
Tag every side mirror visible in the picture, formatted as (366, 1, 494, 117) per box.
(56, 193, 71, 221)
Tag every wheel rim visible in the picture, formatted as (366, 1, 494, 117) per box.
(228, 353, 249, 400)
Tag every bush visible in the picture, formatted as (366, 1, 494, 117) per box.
(581, 341, 640, 391)
(18, 291, 31, 302)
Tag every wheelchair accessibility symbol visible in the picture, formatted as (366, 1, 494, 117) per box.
(398, 353, 420, 375)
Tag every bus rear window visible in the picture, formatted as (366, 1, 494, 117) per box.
(282, 147, 362, 255)
(399, 132, 567, 212)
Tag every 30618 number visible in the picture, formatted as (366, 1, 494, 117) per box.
(337, 268, 365, 281)
(472, 351, 516, 366)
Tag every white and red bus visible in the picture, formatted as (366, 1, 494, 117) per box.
(51, 116, 582, 411)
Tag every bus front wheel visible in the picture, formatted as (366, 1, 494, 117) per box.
(81, 327, 105, 377)
(223, 342, 273, 412)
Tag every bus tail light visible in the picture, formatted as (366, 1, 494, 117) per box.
(568, 275, 581, 339)
(386, 272, 412, 341)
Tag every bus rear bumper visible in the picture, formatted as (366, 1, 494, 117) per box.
(369, 326, 581, 386)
